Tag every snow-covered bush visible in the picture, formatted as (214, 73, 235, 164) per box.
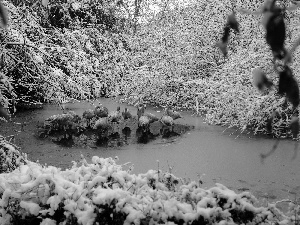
(0, 135, 27, 174)
(0, 155, 296, 225)
(0, 0, 131, 113)
(43, 111, 82, 134)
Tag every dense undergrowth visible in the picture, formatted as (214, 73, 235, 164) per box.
(121, 0, 300, 138)
(0, 0, 129, 111)
(1, 137, 300, 225)
(1, 0, 300, 137)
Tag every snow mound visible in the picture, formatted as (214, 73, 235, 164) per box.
(0, 156, 296, 224)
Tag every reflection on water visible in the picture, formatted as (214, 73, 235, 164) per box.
(1, 98, 300, 203)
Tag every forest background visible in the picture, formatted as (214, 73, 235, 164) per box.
(1, 0, 300, 137)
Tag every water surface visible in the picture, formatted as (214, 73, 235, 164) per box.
(1, 98, 300, 204)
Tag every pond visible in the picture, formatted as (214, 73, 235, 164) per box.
(1, 98, 300, 205)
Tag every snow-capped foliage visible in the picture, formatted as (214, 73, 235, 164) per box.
(44, 111, 82, 133)
(0, 0, 129, 111)
(0, 135, 27, 173)
(0, 155, 298, 225)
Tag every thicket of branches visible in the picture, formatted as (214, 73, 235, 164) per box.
(0, 0, 133, 112)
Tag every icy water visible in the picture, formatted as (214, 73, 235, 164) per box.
(1, 98, 300, 204)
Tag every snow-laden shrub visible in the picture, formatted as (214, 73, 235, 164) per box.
(0, 155, 296, 225)
(0, 135, 27, 174)
(0, 0, 131, 113)
(43, 111, 82, 134)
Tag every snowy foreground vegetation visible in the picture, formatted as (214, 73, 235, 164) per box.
(0, 138, 299, 225)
